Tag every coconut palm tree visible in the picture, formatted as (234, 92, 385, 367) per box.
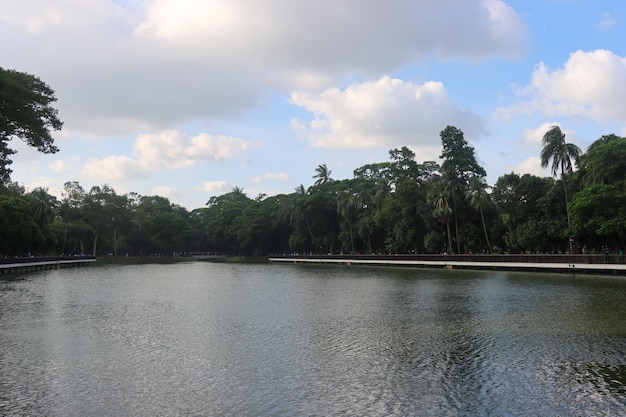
(466, 176, 492, 253)
(28, 187, 58, 230)
(433, 193, 453, 254)
(313, 164, 333, 185)
(540, 125, 582, 252)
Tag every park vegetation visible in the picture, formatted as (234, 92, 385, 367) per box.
(1, 68, 625, 257)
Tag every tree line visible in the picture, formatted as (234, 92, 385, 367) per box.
(1, 68, 625, 257)
(1, 125, 625, 258)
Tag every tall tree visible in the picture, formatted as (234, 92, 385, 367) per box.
(540, 125, 582, 252)
(439, 125, 486, 253)
(0, 68, 63, 180)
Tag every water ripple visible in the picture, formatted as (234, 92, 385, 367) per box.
(1, 265, 626, 416)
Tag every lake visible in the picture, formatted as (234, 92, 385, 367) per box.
(1, 262, 625, 416)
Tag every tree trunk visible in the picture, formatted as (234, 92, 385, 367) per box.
(480, 207, 492, 253)
(305, 216, 315, 249)
(348, 221, 355, 254)
(561, 168, 573, 253)
(446, 222, 453, 254)
(452, 196, 461, 254)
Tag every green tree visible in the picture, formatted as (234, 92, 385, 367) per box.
(0, 195, 40, 255)
(0, 68, 63, 180)
(570, 184, 626, 250)
(288, 184, 315, 252)
(540, 125, 582, 252)
(82, 185, 132, 256)
(492, 173, 564, 253)
(28, 187, 59, 254)
(465, 176, 492, 253)
(439, 125, 486, 253)
(578, 134, 626, 188)
(28, 187, 58, 229)
(205, 187, 254, 254)
(571, 134, 626, 250)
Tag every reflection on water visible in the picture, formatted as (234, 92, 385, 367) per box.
(1, 263, 626, 416)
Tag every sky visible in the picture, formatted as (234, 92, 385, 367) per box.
(2, 0, 626, 210)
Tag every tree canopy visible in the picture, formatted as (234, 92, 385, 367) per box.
(0, 67, 62, 181)
(1, 121, 625, 258)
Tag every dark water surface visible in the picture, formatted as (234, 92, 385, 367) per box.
(1, 263, 625, 416)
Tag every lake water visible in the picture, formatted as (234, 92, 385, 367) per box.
(1, 262, 626, 416)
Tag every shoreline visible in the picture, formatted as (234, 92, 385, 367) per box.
(268, 253, 626, 275)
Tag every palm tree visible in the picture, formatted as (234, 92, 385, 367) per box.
(292, 184, 315, 248)
(433, 193, 453, 254)
(28, 187, 58, 230)
(313, 164, 333, 185)
(466, 176, 492, 253)
(540, 125, 582, 252)
(337, 190, 360, 253)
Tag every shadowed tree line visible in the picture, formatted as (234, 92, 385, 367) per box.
(2, 125, 626, 258)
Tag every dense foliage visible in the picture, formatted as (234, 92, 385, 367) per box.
(2, 125, 625, 257)
(0, 67, 62, 181)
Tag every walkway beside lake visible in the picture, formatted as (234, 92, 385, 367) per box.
(269, 253, 626, 275)
(0, 256, 96, 275)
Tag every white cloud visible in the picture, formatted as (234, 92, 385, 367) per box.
(251, 172, 289, 183)
(0, 0, 124, 35)
(511, 156, 547, 177)
(197, 181, 229, 194)
(136, 0, 527, 66)
(134, 130, 251, 170)
(521, 122, 583, 148)
(152, 185, 181, 201)
(49, 157, 79, 173)
(81, 155, 149, 182)
(0, 0, 528, 138)
(79, 129, 251, 183)
(290, 76, 486, 149)
(596, 13, 615, 30)
(498, 50, 626, 123)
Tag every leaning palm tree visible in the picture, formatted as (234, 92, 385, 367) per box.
(313, 164, 333, 185)
(540, 125, 582, 252)
(466, 176, 492, 253)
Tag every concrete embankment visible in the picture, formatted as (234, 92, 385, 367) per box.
(0, 256, 96, 275)
(269, 254, 626, 275)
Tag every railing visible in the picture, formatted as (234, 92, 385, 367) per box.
(270, 253, 626, 265)
(0, 256, 96, 265)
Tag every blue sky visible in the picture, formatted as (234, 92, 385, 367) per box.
(2, 0, 625, 209)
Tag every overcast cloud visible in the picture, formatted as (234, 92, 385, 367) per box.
(1, 0, 527, 137)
